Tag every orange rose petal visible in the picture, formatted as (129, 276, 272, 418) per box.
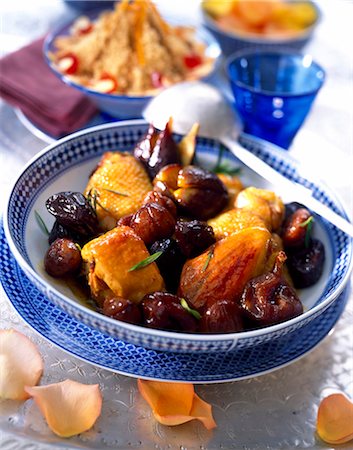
(138, 379, 216, 429)
(317, 393, 353, 444)
(25, 380, 102, 438)
(189, 393, 217, 430)
(0, 329, 43, 400)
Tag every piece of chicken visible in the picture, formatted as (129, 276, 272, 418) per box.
(81, 225, 164, 305)
(85, 152, 152, 231)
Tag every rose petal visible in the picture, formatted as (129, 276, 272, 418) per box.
(25, 380, 102, 437)
(0, 329, 43, 400)
(138, 379, 216, 430)
(317, 393, 353, 444)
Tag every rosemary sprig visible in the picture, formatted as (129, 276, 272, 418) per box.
(299, 215, 314, 247)
(213, 144, 225, 172)
(34, 210, 49, 236)
(101, 188, 129, 197)
(86, 188, 110, 213)
(128, 251, 163, 272)
(212, 144, 241, 176)
(180, 298, 201, 320)
(214, 164, 242, 176)
(202, 247, 214, 272)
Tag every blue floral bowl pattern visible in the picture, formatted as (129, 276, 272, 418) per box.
(3, 121, 353, 366)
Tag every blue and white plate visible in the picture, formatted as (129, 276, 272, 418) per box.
(3, 120, 353, 380)
(0, 224, 350, 382)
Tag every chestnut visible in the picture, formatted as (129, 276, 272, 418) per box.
(174, 166, 228, 220)
(44, 238, 82, 278)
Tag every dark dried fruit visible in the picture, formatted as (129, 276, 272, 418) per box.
(44, 238, 82, 278)
(287, 238, 325, 288)
(174, 220, 215, 258)
(200, 299, 244, 333)
(174, 166, 228, 220)
(46, 191, 98, 237)
(48, 220, 82, 245)
(149, 238, 186, 292)
(141, 292, 198, 332)
(129, 202, 176, 245)
(240, 251, 303, 326)
(102, 297, 142, 324)
(143, 190, 177, 217)
(282, 208, 312, 249)
(284, 202, 308, 221)
(134, 121, 180, 179)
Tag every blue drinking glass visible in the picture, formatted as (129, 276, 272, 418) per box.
(227, 50, 325, 149)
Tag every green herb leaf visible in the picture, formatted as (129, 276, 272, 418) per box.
(87, 188, 110, 213)
(180, 298, 201, 320)
(214, 164, 242, 176)
(34, 210, 49, 236)
(212, 144, 241, 176)
(213, 144, 225, 172)
(101, 188, 129, 197)
(299, 216, 314, 247)
(202, 247, 214, 272)
(75, 243, 82, 252)
(128, 251, 163, 272)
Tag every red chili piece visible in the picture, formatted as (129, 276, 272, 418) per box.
(57, 53, 79, 75)
(184, 54, 202, 69)
(91, 74, 118, 93)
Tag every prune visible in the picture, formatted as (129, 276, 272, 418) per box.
(287, 238, 325, 288)
(102, 297, 141, 324)
(174, 220, 215, 258)
(48, 220, 82, 245)
(284, 202, 308, 221)
(240, 251, 303, 326)
(129, 202, 176, 245)
(141, 292, 198, 332)
(282, 208, 312, 249)
(44, 238, 82, 278)
(174, 166, 228, 220)
(143, 190, 177, 217)
(46, 191, 98, 237)
(134, 121, 180, 179)
(200, 299, 244, 333)
(149, 238, 186, 292)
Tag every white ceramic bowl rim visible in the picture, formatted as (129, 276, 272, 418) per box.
(43, 12, 222, 101)
(202, 0, 321, 44)
(4, 119, 353, 344)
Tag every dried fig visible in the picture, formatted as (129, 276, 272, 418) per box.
(240, 251, 303, 326)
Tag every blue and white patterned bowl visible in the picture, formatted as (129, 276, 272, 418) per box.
(3, 121, 353, 368)
(43, 11, 222, 119)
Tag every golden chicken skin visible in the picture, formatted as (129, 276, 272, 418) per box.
(81, 225, 165, 305)
(85, 152, 152, 231)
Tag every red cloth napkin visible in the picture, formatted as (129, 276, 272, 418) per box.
(0, 37, 97, 138)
